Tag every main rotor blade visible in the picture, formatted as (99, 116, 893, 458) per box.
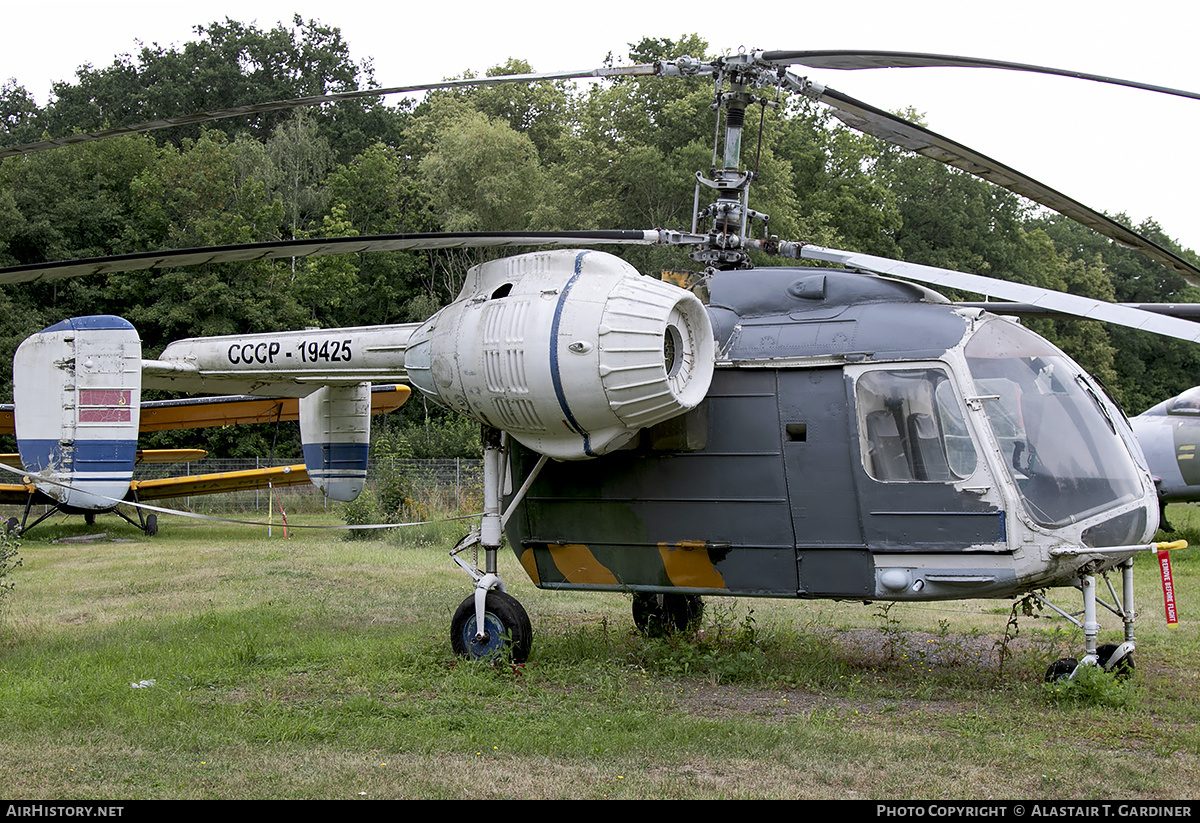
(0, 65, 657, 158)
(801, 244, 1200, 343)
(955, 301, 1200, 320)
(0, 231, 665, 284)
(813, 86, 1200, 286)
(761, 50, 1200, 102)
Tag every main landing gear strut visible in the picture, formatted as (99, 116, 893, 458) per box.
(13, 492, 158, 537)
(448, 428, 544, 664)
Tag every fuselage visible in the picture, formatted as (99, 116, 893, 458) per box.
(1131, 386, 1200, 503)
(504, 267, 1159, 601)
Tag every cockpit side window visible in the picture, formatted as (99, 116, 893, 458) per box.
(855, 368, 977, 482)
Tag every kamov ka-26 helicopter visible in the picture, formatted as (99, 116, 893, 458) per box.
(1, 49, 1196, 679)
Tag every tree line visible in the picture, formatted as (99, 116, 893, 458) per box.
(1, 19, 1198, 458)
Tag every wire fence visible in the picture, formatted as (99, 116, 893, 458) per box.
(5, 458, 484, 518)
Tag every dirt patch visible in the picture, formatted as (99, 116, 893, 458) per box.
(815, 625, 1064, 670)
(670, 625, 1080, 722)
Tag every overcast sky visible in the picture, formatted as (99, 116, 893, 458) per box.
(4, 0, 1199, 252)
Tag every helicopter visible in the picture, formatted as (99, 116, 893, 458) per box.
(0, 48, 1196, 679)
(1130, 385, 1200, 528)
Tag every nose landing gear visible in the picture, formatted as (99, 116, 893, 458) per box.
(1040, 558, 1138, 682)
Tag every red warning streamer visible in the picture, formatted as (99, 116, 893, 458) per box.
(1158, 548, 1178, 626)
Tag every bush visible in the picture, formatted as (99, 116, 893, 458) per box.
(0, 526, 20, 607)
(1042, 662, 1138, 708)
(375, 466, 430, 523)
(340, 489, 385, 541)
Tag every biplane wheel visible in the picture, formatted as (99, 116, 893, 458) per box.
(1097, 644, 1135, 679)
(4, 517, 18, 535)
(450, 590, 532, 664)
(632, 593, 703, 637)
(84, 513, 95, 525)
(144, 514, 158, 537)
(1045, 657, 1078, 682)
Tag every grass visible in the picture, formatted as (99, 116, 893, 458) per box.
(0, 504, 1198, 799)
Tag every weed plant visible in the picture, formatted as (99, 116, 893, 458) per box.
(1042, 663, 1140, 708)
(0, 527, 19, 609)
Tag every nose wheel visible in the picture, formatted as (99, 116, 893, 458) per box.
(1039, 559, 1138, 682)
(447, 427, 541, 665)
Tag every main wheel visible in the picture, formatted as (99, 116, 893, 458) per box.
(632, 593, 703, 637)
(450, 590, 532, 664)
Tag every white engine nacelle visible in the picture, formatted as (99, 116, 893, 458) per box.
(404, 250, 715, 460)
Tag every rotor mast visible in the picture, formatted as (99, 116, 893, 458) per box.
(672, 52, 812, 270)
(692, 54, 760, 270)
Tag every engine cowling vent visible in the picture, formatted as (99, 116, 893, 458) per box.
(405, 249, 715, 460)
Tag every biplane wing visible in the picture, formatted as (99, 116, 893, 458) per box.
(0, 448, 208, 470)
(0, 448, 216, 507)
(0, 460, 312, 512)
(134, 384, 410, 431)
(129, 463, 311, 501)
(0, 384, 411, 436)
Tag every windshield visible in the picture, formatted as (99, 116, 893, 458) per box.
(964, 319, 1145, 528)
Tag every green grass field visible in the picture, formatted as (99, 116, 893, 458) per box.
(0, 504, 1197, 799)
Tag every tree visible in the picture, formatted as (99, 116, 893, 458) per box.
(0, 81, 42, 146)
(104, 130, 302, 348)
(39, 16, 386, 154)
(1017, 229, 1120, 395)
(315, 141, 430, 325)
(1035, 213, 1200, 412)
(770, 102, 902, 255)
(419, 108, 546, 233)
(416, 107, 554, 295)
(458, 59, 576, 164)
(289, 204, 359, 324)
(0, 134, 158, 266)
(0, 134, 162, 382)
(264, 110, 333, 239)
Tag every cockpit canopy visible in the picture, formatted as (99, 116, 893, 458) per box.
(964, 318, 1148, 531)
(1166, 386, 1200, 415)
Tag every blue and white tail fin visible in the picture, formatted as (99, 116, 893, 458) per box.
(13, 316, 141, 510)
(299, 383, 371, 502)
